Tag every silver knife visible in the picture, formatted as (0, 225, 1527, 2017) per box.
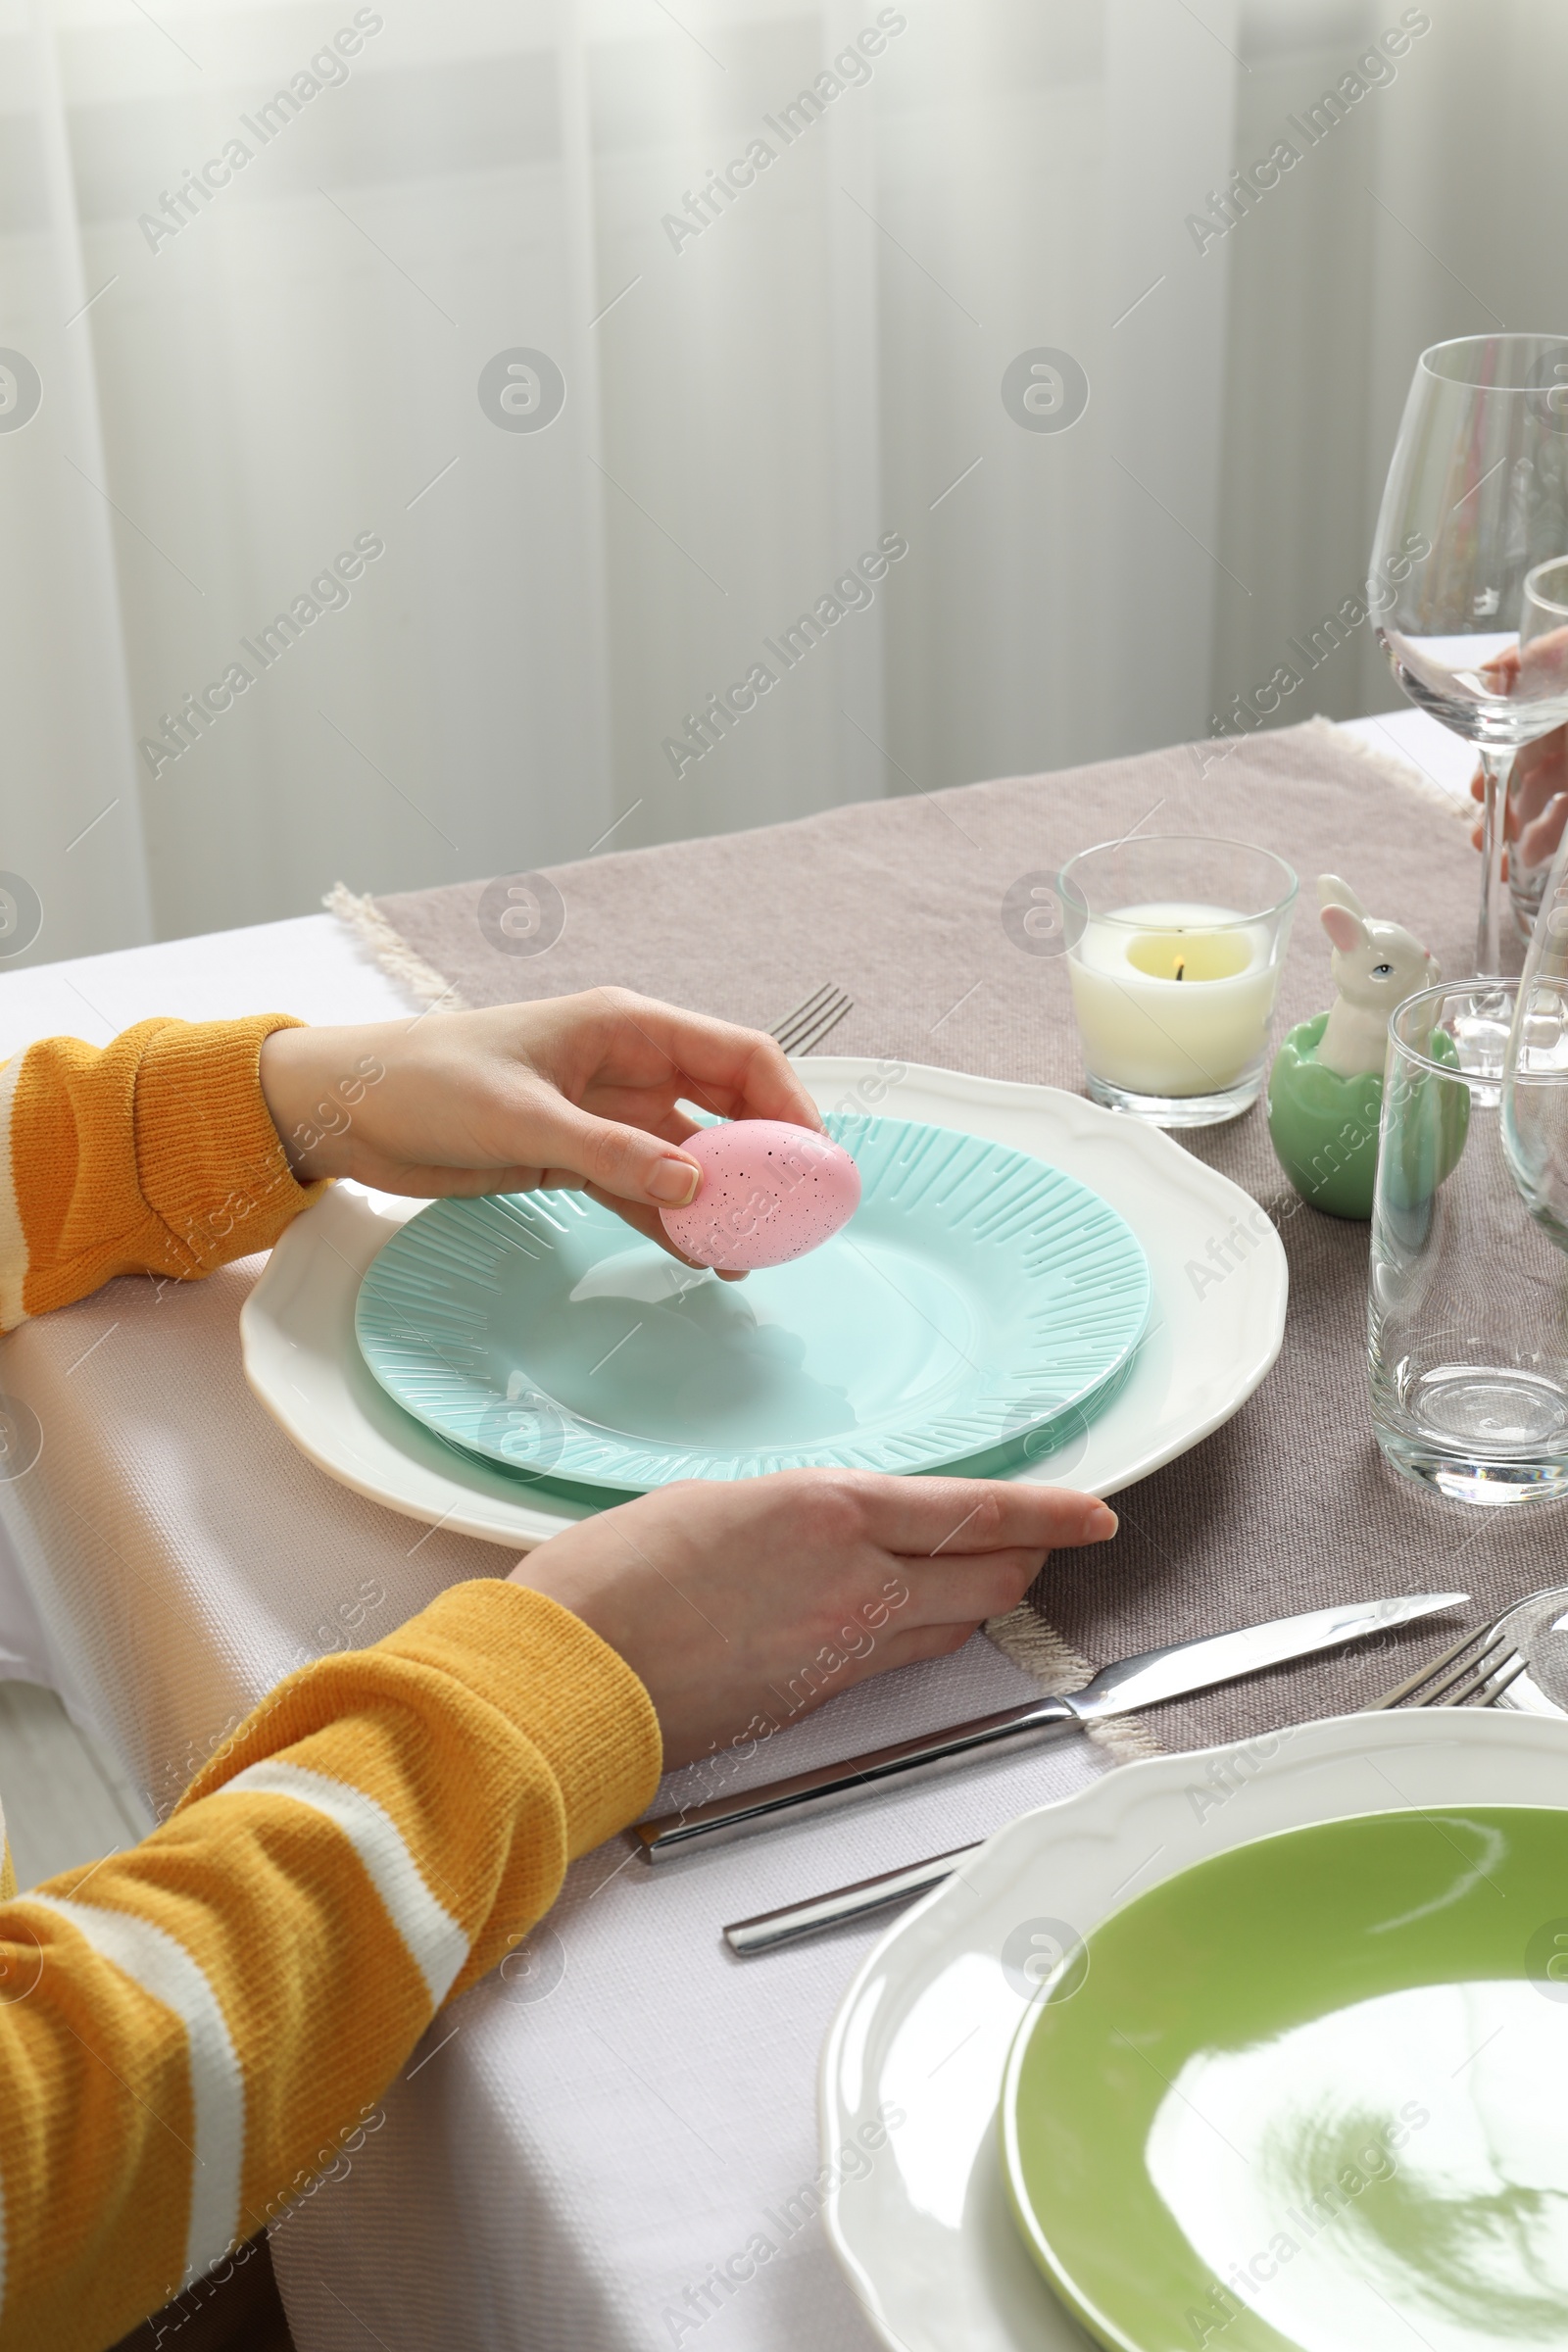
(691, 1591, 1469, 1926)
(643, 1591, 1466, 1868)
(727, 1845, 981, 1956)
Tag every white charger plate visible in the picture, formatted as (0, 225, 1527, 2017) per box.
(818, 1707, 1568, 2352)
(240, 1058, 1288, 1546)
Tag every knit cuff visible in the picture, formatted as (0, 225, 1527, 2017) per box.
(133, 1014, 326, 1271)
(373, 1580, 663, 1860)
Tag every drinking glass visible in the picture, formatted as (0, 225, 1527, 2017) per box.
(1505, 556, 1568, 934)
(1369, 333, 1568, 982)
(1369, 980, 1568, 1504)
(1500, 800, 1568, 1249)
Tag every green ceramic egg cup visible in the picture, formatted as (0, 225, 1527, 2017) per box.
(1267, 1014, 1467, 1221)
(1266, 1013, 1384, 1219)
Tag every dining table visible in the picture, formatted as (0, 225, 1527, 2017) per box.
(0, 705, 1537, 2352)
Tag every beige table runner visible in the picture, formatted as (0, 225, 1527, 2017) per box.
(339, 715, 1545, 1757)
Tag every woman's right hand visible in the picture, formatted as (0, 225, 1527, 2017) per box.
(510, 1469, 1117, 1767)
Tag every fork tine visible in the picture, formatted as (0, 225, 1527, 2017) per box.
(1366, 1623, 1494, 1711)
(1457, 1647, 1528, 1708)
(787, 988, 848, 1044)
(771, 986, 853, 1056)
(1413, 1630, 1513, 1708)
(787, 997, 853, 1055)
(769, 983, 835, 1043)
(1433, 1639, 1509, 1707)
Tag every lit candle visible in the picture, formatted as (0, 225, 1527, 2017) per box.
(1068, 901, 1282, 1099)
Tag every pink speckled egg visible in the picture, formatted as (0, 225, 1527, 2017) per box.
(661, 1121, 861, 1271)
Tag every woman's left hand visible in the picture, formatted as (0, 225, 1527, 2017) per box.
(1469, 636, 1568, 873)
(1469, 723, 1568, 872)
(258, 988, 823, 1268)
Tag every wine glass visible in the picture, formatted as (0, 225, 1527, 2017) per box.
(1369, 333, 1568, 989)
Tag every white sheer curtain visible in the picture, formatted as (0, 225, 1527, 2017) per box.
(1, 0, 1559, 963)
(0, 0, 153, 963)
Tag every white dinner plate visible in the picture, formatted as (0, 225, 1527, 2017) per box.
(817, 1707, 1568, 2352)
(240, 1058, 1288, 1546)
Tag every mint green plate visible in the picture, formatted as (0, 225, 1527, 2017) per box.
(353, 1111, 1150, 1491)
(1003, 1806, 1568, 2352)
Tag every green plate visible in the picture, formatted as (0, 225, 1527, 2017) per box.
(1003, 1807, 1568, 2352)
(354, 1110, 1150, 1491)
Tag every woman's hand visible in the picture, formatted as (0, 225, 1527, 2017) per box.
(510, 1469, 1118, 1767)
(1469, 637, 1568, 874)
(258, 989, 821, 1268)
(1469, 725, 1568, 873)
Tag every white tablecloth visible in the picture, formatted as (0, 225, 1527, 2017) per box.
(0, 709, 1470, 2349)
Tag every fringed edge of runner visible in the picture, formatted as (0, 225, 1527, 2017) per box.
(323, 883, 470, 1013)
(984, 1603, 1159, 1762)
(1300, 710, 1469, 820)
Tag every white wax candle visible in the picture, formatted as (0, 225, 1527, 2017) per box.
(1067, 900, 1280, 1097)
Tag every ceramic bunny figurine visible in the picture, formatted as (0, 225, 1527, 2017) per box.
(1267, 875, 1443, 1219)
(1314, 875, 1440, 1078)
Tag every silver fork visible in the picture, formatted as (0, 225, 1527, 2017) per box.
(770, 984, 854, 1056)
(1365, 1614, 1531, 1710)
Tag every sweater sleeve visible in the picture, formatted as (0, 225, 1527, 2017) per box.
(0, 1578, 662, 2352)
(0, 1014, 326, 1328)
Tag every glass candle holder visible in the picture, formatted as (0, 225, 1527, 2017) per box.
(1060, 838, 1298, 1126)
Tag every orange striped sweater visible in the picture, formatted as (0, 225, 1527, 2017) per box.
(0, 1016, 662, 2349)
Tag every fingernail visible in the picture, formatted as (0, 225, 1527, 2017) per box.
(1086, 1503, 1118, 1540)
(648, 1157, 701, 1206)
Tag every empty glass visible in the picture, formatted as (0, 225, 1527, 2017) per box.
(1505, 556, 1568, 934)
(1502, 844, 1568, 1251)
(1369, 980, 1568, 1504)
